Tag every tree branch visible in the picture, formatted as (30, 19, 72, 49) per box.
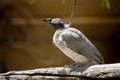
(0, 63, 120, 80)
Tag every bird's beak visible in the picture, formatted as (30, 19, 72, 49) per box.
(42, 18, 52, 23)
(42, 19, 47, 22)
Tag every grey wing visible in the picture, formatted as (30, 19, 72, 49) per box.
(61, 28, 104, 64)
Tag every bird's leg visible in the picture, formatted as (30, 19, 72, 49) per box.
(65, 63, 83, 68)
(64, 62, 88, 72)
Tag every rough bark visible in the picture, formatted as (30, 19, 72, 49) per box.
(0, 63, 120, 80)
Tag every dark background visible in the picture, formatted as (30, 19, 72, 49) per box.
(0, 0, 120, 73)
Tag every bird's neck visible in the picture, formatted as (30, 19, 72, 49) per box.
(55, 24, 69, 30)
(64, 24, 70, 28)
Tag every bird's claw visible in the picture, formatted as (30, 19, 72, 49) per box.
(64, 63, 87, 72)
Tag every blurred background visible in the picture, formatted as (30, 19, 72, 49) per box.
(0, 0, 120, 73)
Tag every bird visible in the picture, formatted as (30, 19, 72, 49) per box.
(42, 18, 104, 71)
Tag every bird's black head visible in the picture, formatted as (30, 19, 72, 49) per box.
(42, 18, 65, 30)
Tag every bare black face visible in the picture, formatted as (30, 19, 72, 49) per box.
(42, 18, 65, 30)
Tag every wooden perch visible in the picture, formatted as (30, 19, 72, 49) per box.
(0, 63, 120, 80)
